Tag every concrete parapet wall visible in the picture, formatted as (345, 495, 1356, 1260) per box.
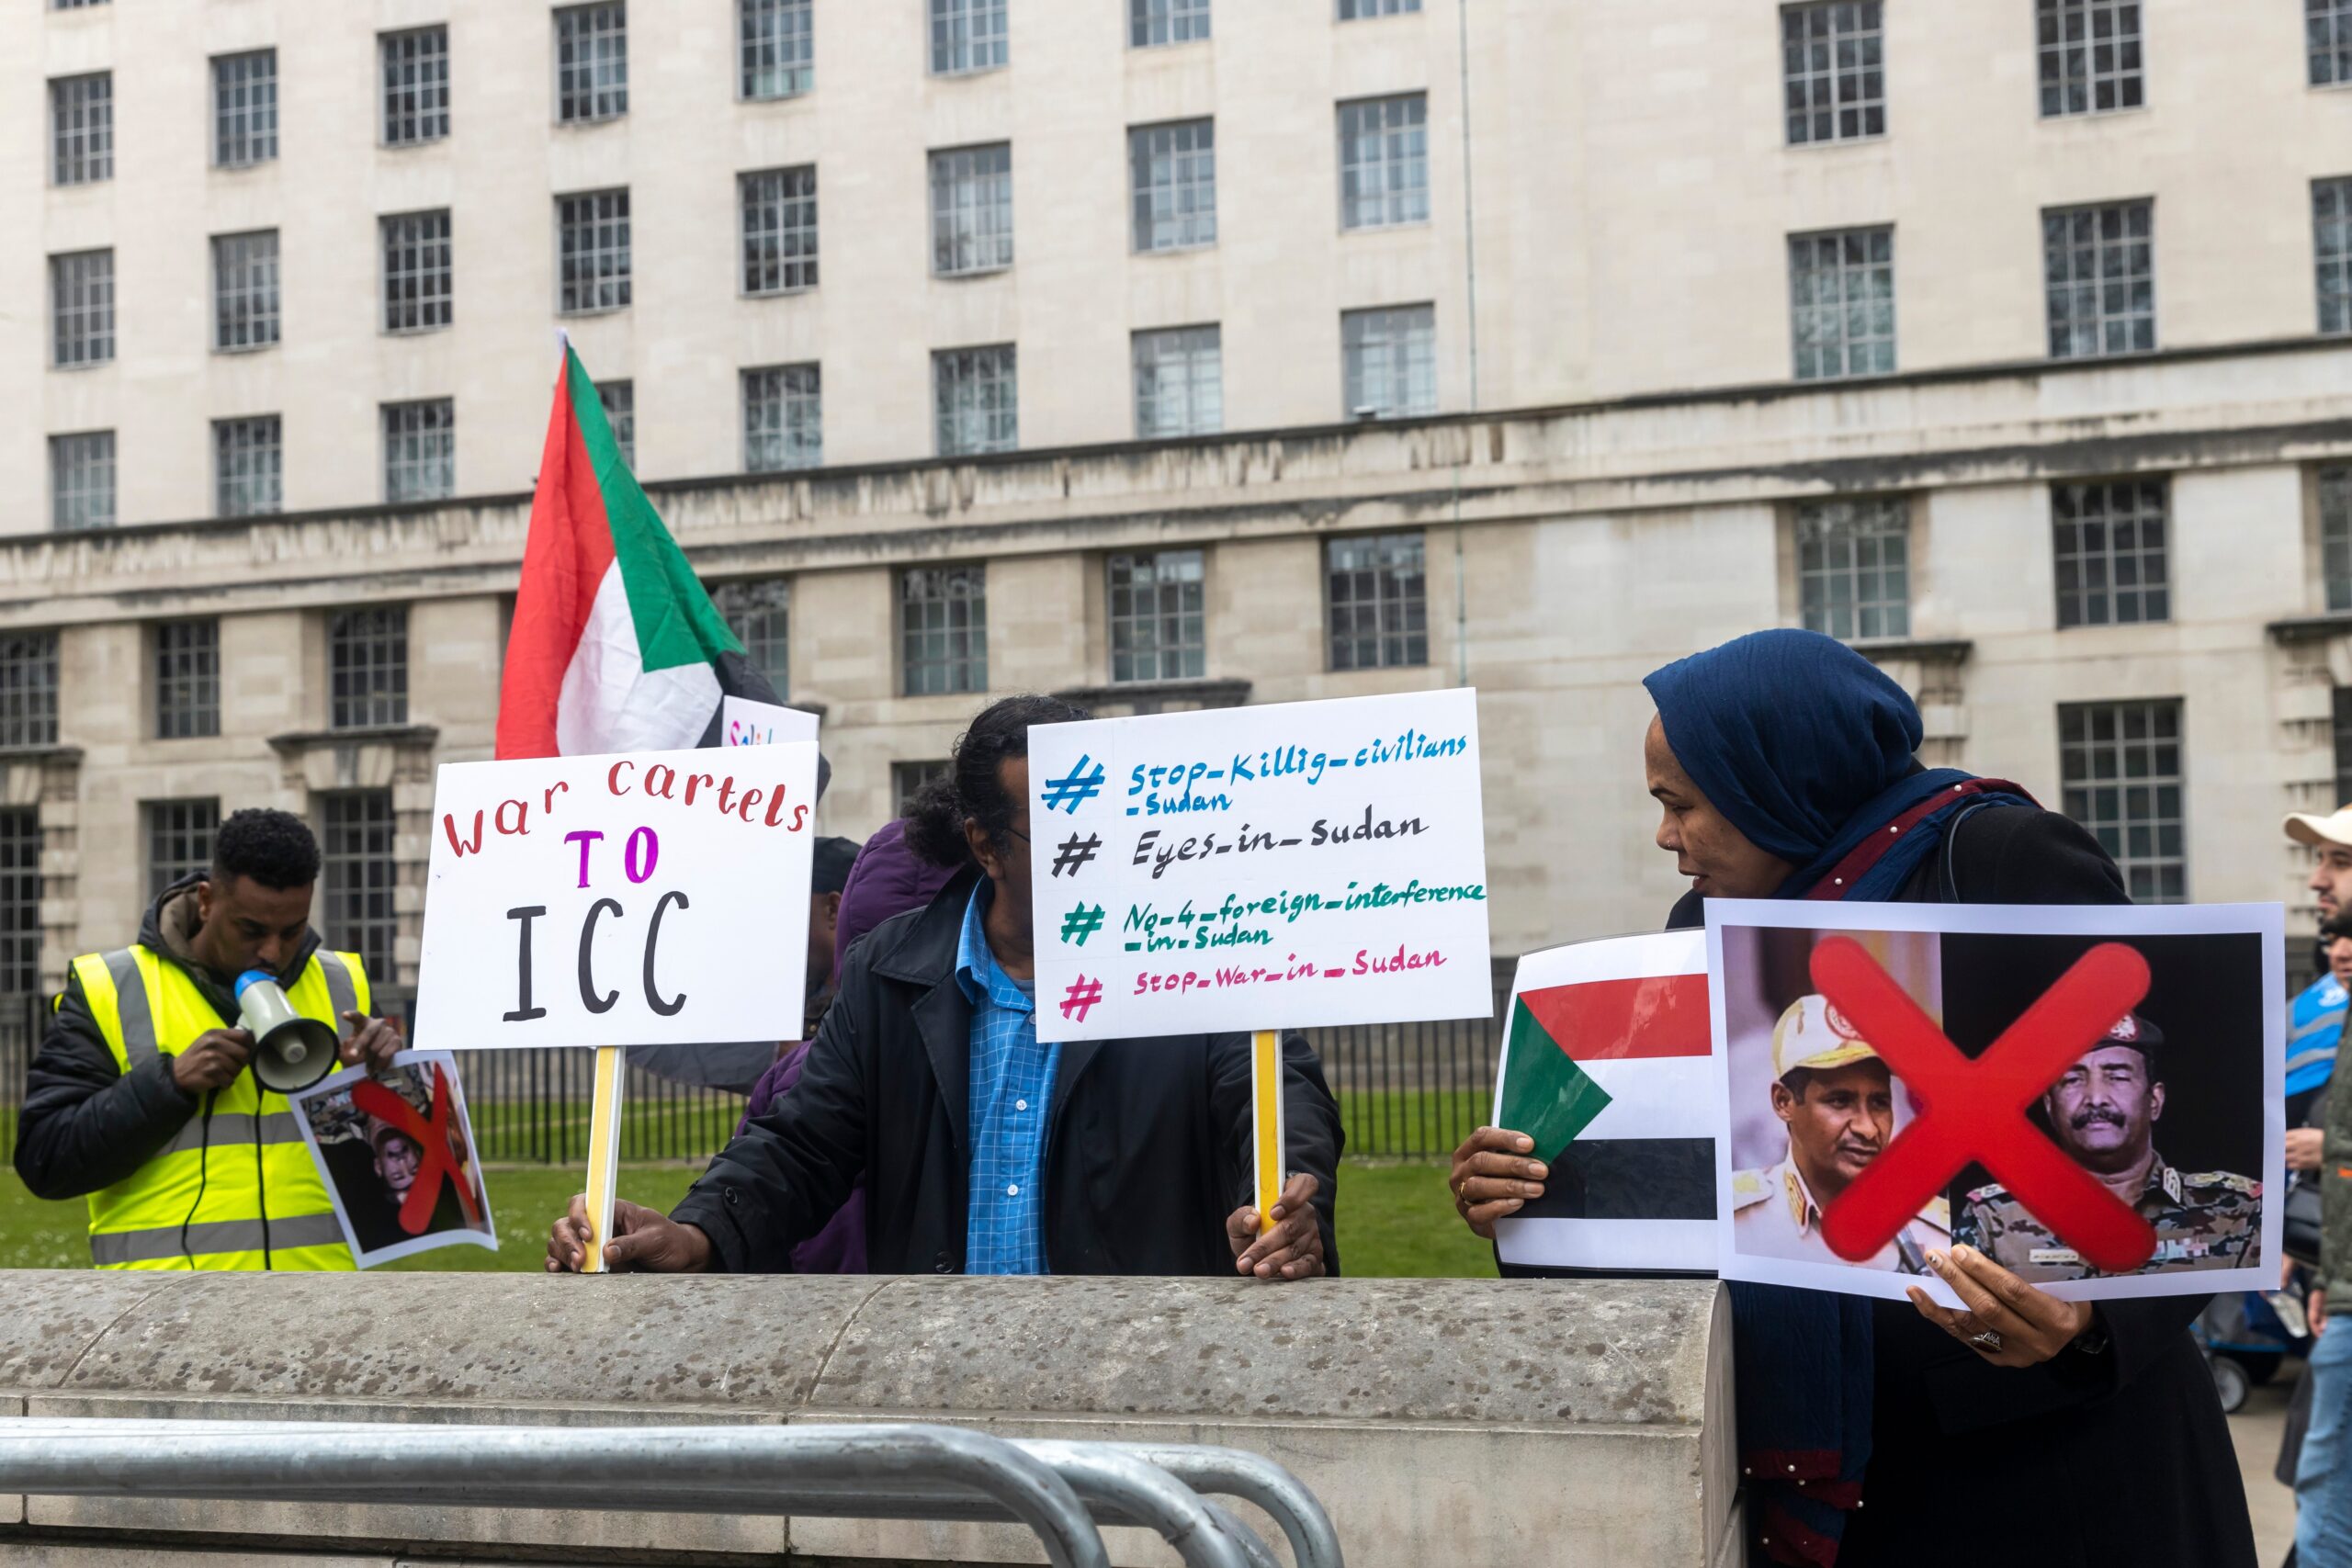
(0, 1271, 1735, 1567)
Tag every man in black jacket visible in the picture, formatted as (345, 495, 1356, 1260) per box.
(548, 694, 1342, 1279)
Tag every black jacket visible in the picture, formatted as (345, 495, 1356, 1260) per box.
(671, 867, 1344, 1276)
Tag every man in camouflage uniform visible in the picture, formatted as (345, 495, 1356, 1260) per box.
(1954, 1010, 2258, 1283)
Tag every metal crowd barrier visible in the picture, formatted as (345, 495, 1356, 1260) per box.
(0, 1417, 1343, 1568)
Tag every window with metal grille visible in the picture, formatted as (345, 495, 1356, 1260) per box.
(743, 365, 822, 472)
(1796, 500, 1909, 641)
(2318, 0, 2352, 85)
(2335, 688, 2352, 810)
(1326, 533, 1427, 671)
(1130, 120, 1216, 252)
(933, 345, 1017, 457)
(1338, 95, 1428, 230)
(1338, 0, 1419, 17)
(50, 72, 111, 186)
(741, 0, 813, 97)
(213, 416, 282, 517)
(1108, 550, 1206, 682)
(931, 0, 1007, 73)
(1342, 305, 1436, 420)
(713, 579, 790, 698)
(899, 566, 988, 696)
(0, 809, 37, 1000)
(599, 380, 635, 467)
(49, 249, 113, 368)
(2059, 699, 2184, 903)
(0, 632, 61, 749)
(1131, 0, 1209, 46)
(2037, 0, 2143, 116)
(557, 189, 632, 313)
(930, 144, 1012, 276)
(2043, 199, 2154, 359)
(2325, 467, 2352, 613)
(319, 791, 399, 981)
(330, 607, 409, 729)
(2053, 479, 2168, 627)
(893, 760, 952, 816)
(212, 231, 280, 352)
(1781, 3, 1884, 144)
(51, 432, 114, 531)
(382, 399, 455, 503)
(145, 799, 219, 898)
(555, 3, 628, 122)
(380, 209, 452, 333)
(1789, 228, 1895, 379)
(212, 50, 277, 167)
(381, 27, 450, 145)
(741, 166, 819, 294)
(2320, 177, 2352, 337)
(153, 620, 220, 740)
(1133, 325, 1222, 438)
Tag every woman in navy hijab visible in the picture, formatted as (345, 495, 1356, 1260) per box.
(1450, 629, 2253, 1568)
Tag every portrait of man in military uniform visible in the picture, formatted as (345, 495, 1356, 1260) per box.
(1953, 1010, 2260, 1282)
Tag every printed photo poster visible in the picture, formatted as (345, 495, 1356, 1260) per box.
(1027, 689, 1491, 1042)
(289, 1049, 496, 1268)
(1490, 931, 1719, 1273)
(1706, 898, 2285, 1304)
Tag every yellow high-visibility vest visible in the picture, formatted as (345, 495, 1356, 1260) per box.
(71, 944, 370, 1271)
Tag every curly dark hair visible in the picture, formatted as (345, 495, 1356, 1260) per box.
(904, 694, 1091, 870)
(211, 807, 322, 891)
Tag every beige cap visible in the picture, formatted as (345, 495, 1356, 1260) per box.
(1771, 993, 1883, 1079)
(2286, 807, 2352, 848)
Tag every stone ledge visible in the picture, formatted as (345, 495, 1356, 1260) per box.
(266, 726, 442, 755)
(1050, 679, 1253, 712)
(2269, 613, 2352, 646)
(1849, 637, 1973, 666)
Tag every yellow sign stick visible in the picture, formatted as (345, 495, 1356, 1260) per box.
(580, 1045, 627, 1274)
(1251, 1029, 1285, 1235)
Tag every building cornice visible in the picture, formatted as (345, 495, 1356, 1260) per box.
(2267, 614, 2352, 646)
(1050, 678, 1253, 710)
(266, 725, 442, 755)
(1849, 637, 1974, 665)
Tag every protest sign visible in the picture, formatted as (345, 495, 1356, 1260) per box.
(1707, 898, 2284, 1303)
(288, 1050, 494, 1268)
(1491, 931, 1716, 1273)
(721, 695, 818, 749)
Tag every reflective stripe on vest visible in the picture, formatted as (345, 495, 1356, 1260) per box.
(88, 1212, 348, 1269)
(160, 1111, 307, 1157)
(103, 946, 161, 1067)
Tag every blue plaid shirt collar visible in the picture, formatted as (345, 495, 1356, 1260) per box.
(956, 882, 1035, 1019)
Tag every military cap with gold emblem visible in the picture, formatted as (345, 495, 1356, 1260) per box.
(1771, 993, 1883, 1081)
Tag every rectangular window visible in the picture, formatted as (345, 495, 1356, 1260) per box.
(2336, 688, 2352, 811)
(1108, 549, 1206, 682)
(1338, 0, 1420, 16)
(2053, 479, 2169, 627)
(1338, 94, 1429, 231)
(2037, 0, 2144, 116)
(212, 49, 277, 167)
(2318, 0, 2352, 85)
(713, 579, 790, 698)
(382, 399, 456, 503)
(0, 632, 61, 749)
(742, 364, 823, 472)
(1342, 304, 1436, 420)
(1797, 500, 1910, 641)
(1133, 324, 1223, 438)
(555, 3, 628, 122)
(2059, 699, 2184, 903)
(930, 144, 1013, 276)
(2320, 177, 2352, 337)
(1132, 0, 1210, 46)
(893, 760, 952, 816)
(741, 0, 814, 98)
(153, 619, 220, 740)
(2324, 466, 2352, 613)
(319, 791, 399, 981)
(213, 415, 283, 518)
(1130, 119, 1216, 252)
(50, 431, 115, 531)
(899, 566, 989, 696)
(0, 809, 37, 1000)
(557, 188, 632, 313)
(50, 72, 111, 186)
(49, 249, 113, 368)
(51, 0, 110, 8)
(1326, 534, 1427, 671)
(599, 380, 635, 468)
(741, 165, 819, 294)
(380, 27, 450, 145)
(1781, 2, 1885, 144)
(211, 230, 281, 352)
(934, 345, 1018, 457)
(145, 799, 220, 898)
(1790, 227, 1895, 379)
(330, 606, 410, 729)
(2043, 199, 2154, 359)
(931, 0, 1008, 73)
(381, 209, 453, 333)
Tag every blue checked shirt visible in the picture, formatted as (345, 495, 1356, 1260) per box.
(957, 884, 1061, 1275)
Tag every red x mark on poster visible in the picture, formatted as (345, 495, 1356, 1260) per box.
(351, 1066, 484, 1237)
(1812, 935, 2160, 1273)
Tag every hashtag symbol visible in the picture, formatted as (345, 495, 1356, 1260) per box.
(1050, 832, 1101, 877)
(1060, 903, 1105, 945)
(1060, 976, 1104, 1023)
(1039, 754, 1107, 814)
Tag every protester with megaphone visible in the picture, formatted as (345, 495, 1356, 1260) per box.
(13, 807, 403, 1270)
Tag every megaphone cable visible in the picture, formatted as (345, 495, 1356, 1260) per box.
(175, 1089, 218, 1272)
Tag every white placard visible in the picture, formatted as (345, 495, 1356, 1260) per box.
(1027, 689, 1492, 1043)
(413, 744, 820, 1050)
(288, 1049, 496, 1269)
(721, 695, 819, 748)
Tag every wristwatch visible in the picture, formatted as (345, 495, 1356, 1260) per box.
(2069, 1317, 2112, 1358)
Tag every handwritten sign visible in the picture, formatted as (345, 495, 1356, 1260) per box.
(413, 744, 820, 1050)
(1028, 689, 1491, 1042)
(722, 695, 819, 749)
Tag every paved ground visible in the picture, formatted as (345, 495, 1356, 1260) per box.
(2233, 1357, 2300, 1566)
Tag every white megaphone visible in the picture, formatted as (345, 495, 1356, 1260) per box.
(234, 970, 342, 1093)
